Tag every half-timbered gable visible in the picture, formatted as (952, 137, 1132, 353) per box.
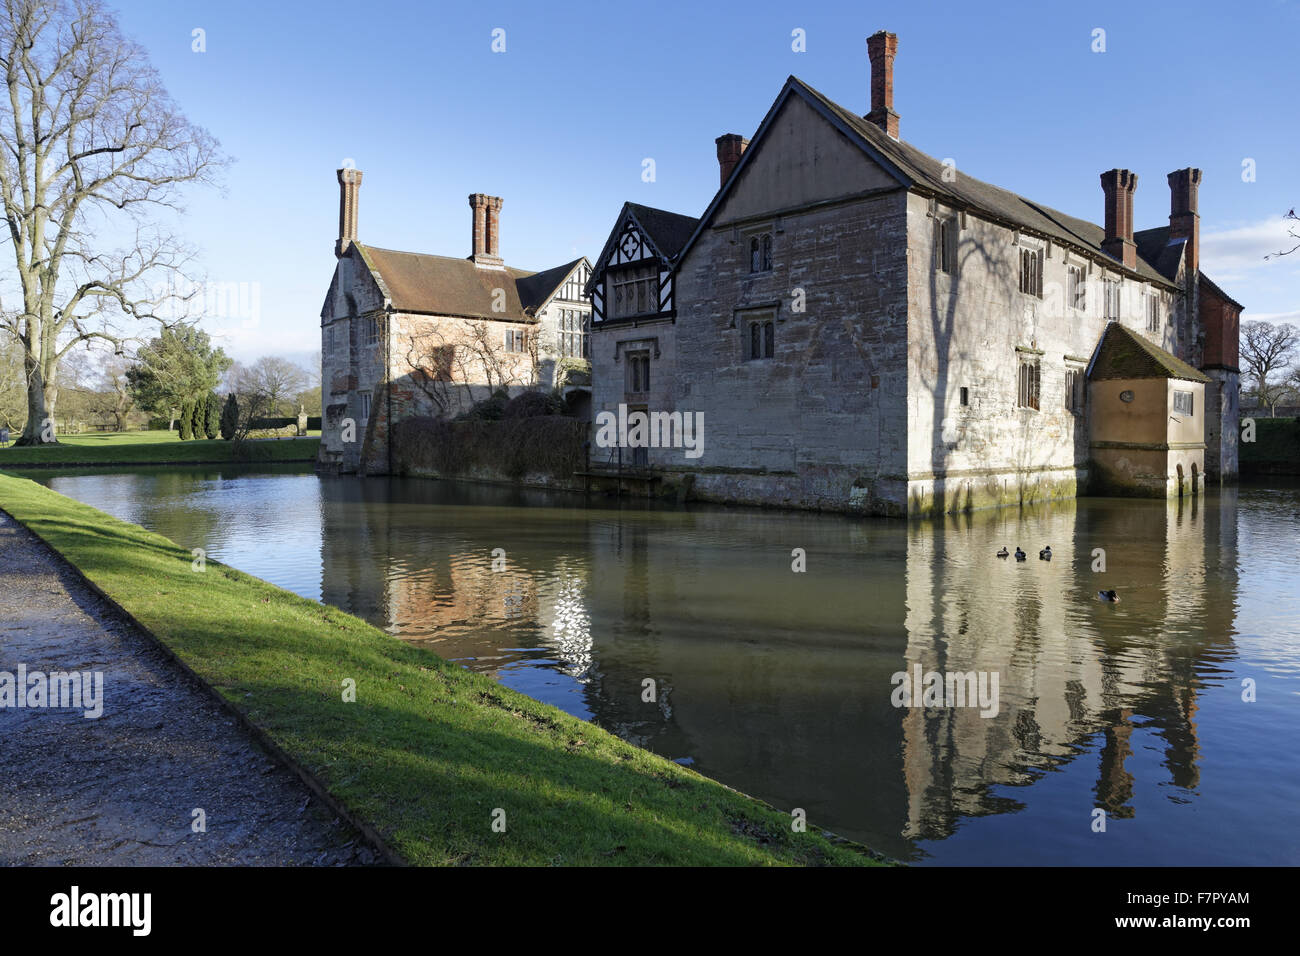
(588, 203, 698, 326)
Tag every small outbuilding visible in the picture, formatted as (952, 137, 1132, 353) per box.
(1088, 322, 1209, 498)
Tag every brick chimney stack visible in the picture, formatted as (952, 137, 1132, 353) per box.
(469, 193, 504, 268)
(335, 167, 363, 258)
(715, 134, 749, 187)
(1100, 169, 1139, 270)
(1168, 168, 1202, 276)
(866, 31, 899, 139)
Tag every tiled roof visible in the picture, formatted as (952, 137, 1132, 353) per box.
(516, 257, 587, 311)
(1133, 226, 1187, 283)
(625, 203, 699, 260)
(355, 245, 580, 320)
(794, 78, 1180, 288)
(1089, 321, 1210, 383)
(676, 76, 1207, 291)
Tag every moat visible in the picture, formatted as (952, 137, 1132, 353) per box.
(34, 465, 1300, 864)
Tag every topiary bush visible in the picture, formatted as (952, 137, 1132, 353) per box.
(192, 398, 206, 439)
(177, 401, 193, 440)
(220, 394, 239, 440)
(203, 391, 221, 439)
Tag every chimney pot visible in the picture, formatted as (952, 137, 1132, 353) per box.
(866, 31, 900, 139)
(469, 193, 504, 266)
(336, 167, 363, 258)
(1168, 168, 1202, 276)
(715, 134, 749, 187)
(1100, 168, 1138, 270)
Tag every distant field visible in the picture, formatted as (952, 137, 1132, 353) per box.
(0, 429, 320, 467)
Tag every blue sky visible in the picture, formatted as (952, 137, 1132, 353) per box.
(113, 0, 1300, 363)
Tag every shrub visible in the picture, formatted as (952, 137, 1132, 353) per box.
(248, 416, 296, 430)
(177, 401, 193, 440)
(502, 389, 565, 420)
(455, 389, 510, 422)
(146, 416, 171, 431)
(189, 398, 205, 439)
(203, 392, 221, 439)
(220, 394, 239, 440)
(393, 415, 584, 482)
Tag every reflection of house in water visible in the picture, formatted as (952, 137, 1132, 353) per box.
(318, 478, 593, 678)
(575, 509, 918, 844)
(897, 492, 1239, 843)
(564, 496, 1239, 859)
(314, 477, 1242, 860)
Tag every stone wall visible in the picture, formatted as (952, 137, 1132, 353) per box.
(672, 187, 911, 515)
(904, 192, 1181, 515)
(590, 315, 677, 470)
(319, 249, 386, 474)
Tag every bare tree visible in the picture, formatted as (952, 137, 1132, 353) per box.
(94, 351, 132, 430)
(230, 355, 309, 416)
(1240, 320, 1300, 416)
(1265, 209, 1300, 260)
(0, 0, 224, 444)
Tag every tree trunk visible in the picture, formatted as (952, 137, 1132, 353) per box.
(16, 358, 59, 445)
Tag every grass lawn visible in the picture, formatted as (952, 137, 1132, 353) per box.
(1240, 416, 1300, 475)
(0, 429, 320, 467)
(0, 471, 885, 866)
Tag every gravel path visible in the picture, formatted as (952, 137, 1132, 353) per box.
(0, 511, 373, 865)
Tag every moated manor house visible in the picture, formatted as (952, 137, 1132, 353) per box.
(318, 172, 591, 475)
(320, 31, 1242, 517)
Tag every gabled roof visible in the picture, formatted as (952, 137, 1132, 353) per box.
(1133, 226, 1187, 283)
(351, 244, 582, 321)
(516, 257, 588, 312)
(625, 203, 699, 260)
(674, 76, 1182, 290)
(586, 202, 700, 294)
(1089, 321, 1210, 383)
(1198, 272, 1244, 312)
(1135, 227, 1244, 311)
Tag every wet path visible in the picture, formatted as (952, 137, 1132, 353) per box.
(0, 511, 372, 865)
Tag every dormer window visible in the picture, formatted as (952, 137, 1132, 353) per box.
(750, 233, 772, 273)
(609, 264, 658, 318)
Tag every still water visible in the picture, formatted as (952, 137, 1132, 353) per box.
(35, 465, 1300, 865)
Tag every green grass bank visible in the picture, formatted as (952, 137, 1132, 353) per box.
(0, 471, 885, 866)
(0, 430, 319, 468)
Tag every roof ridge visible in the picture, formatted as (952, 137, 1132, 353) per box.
(358, 242, 536, 276)
(781, 76, 1181, 288)
(1092, 321, 1209, 383)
